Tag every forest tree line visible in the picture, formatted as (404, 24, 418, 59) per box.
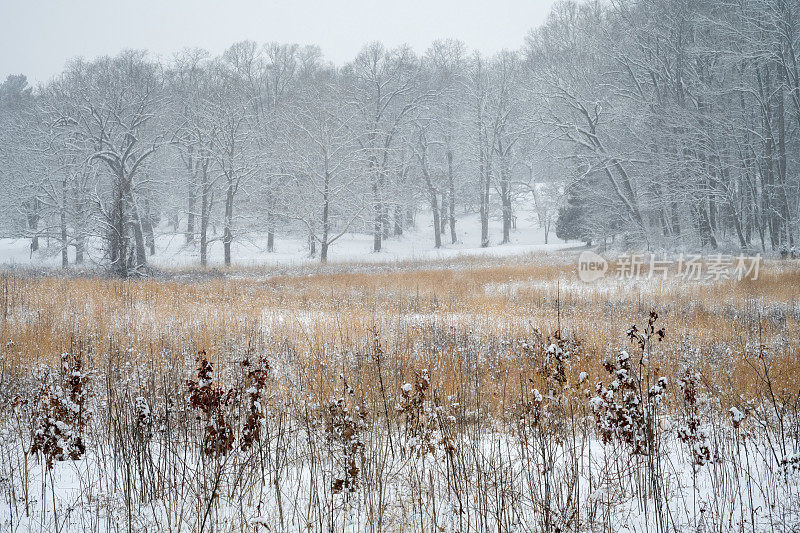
(0, 0, 798, 274)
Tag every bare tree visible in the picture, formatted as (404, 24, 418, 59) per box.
(46, 52, 164, 276)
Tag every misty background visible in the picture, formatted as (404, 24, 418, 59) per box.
(0, 0, 556, 83)
(0, 0, 798, 275)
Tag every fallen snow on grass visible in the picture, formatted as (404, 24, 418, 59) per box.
(3, 427, 797, 532)
(0, 209, 577, 269)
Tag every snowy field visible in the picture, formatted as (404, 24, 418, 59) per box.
(0, 209, 574, 270)
(1, 247, 798, 532)
(2, 0, 799, 528)
(4, 420, 797, 532)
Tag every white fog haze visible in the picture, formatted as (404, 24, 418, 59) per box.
(0, 0, 556, 82)
(0, 1, 799, 531)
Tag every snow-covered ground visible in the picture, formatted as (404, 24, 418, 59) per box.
(0, 209, 575, 269)
(3, 413, 798, 532)
(1, 209, 798, 532)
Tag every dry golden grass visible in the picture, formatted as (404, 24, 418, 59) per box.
(1, 252, 798, 415)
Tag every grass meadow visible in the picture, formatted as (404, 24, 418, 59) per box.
(0, 252, 798, 532)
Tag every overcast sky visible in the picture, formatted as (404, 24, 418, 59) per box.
(0, 0, 556, 84)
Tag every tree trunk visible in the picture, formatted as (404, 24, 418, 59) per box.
(60, 179, 68, 269)
(478, 124, 490, 248)
(447, 149, 456, 244)
(27, 197, 40, 253)
(776, 58, 793, 247)
(439, 192, 448, 237)
(500, 162, 512, 244)
(267, 191, 275, 253)
(124, 184, 147, 273)
(406, 207, 415, 228)
(267, 225, 275, 253)
(73, 184, 85, 264)
(223, 178, 234, 267)
(480, 175, 490, 248)
(200, 163, 210, 268)
(757, 63, 780, 248)
(697, 202, 718, 249)
(321, 172, 330, 263)
(110, 181, 125, 276)
(393, 205, 403, 236)
(142, 196, 156, 256)
(74, 238, 84, 265)
(308, 220, 316, 258)
(186, 145, 196, 244)
(372, 173, 381, 252)
(431, 193, 442, 249)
